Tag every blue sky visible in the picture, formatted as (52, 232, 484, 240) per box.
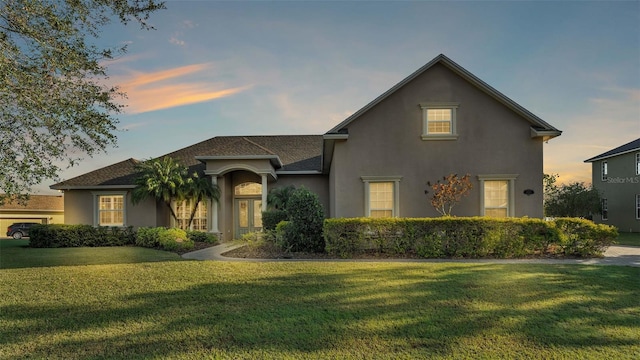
(40, 0, 639, 193)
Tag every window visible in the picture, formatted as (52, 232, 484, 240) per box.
(420, 103, 459, 140)
(636, 195, 640, 220)
(362, 176, 402, 218)
(176, 199, 207, 231)
(601, 161, 608, 181)
(636, 153, 640, 175)
(601, 198, 608, 221)
(235, 182, 262, 195)
(484, 181, 509, 218)
(478, 174, 517, 218)
(98, 195, 124, 226)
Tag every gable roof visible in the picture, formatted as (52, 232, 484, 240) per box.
(584, 138, 640, 163)
(51, 135, 323, 190)
(326, 54, 561, 139)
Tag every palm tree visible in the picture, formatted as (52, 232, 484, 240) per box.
(267, 185, 296, 211)
(184, 172, 220, 229)
(131, 157, 189, 225)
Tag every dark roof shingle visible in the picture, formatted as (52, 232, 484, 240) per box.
(584, 138, 640, 162)
(51, 135, 323, 189)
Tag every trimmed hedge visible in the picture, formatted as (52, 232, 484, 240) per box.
(324, 217, 617, 259)
(29, 224, 136, 248)
(29, 225, 207, 252)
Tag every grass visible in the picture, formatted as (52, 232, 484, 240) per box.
(616, 232, 640, 246)
(0, 240, 639, 359)
(0, 239, 182, 269)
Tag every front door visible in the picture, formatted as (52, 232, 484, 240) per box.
(235, 198, 263, 237)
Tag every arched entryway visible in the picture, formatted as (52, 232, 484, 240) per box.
(234, 182, 263, 237)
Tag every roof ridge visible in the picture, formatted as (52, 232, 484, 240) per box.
(241, 136, 277, 155)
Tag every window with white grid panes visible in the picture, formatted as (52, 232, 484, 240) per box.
(369, 182, 394, 218)
(176, 199, 207, 231)
(483, 180, 509, 218)
(420, 103, 458, 140)
(98, 195, 124, 226)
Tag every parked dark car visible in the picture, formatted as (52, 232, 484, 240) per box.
(6, 222, 39, 239)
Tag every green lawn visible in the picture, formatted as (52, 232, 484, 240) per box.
(0, 239, 182, 269)
(616, 232, 640, 246)
(0, 241, 638, 359)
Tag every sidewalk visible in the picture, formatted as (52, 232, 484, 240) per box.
(182, 243, 640, 267)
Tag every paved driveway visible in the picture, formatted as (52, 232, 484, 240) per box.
(183, 243, 640, 267)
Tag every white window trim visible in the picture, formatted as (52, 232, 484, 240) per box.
(361, 176, 402, 217)
(635, 153, 640, 176)
(636, 194, 640, 220)
(601, 198, 608, 221)
(601, 161, 608, 182)
(92, 191, 127, 227)
(477, 174, 518, 217)
(419, 102, 459, 140)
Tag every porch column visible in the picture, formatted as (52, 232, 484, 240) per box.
(261, 174, 268, 212)
(210, 176, 219, 233)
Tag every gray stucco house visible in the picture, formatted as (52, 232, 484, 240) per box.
(585, 138, 640, 232)
(51, 54, 562, 240)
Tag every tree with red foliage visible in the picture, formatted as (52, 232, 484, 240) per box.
(427, 174, 473, 216)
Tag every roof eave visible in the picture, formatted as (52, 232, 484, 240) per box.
(530, 128, 562, 142)
(584, 147, 640, 163)
(49, 185, 136, 191)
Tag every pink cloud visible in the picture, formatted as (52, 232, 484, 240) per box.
(112, 63, 252, 114)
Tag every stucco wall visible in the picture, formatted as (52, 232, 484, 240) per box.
(62, 189, 157, 228)
(591, 154, 640, 232)
(330, 63, 545, 218)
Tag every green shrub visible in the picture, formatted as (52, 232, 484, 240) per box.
(262, 210, 288, 230)
(187, 230, 218, 244)
(554, 218, 618, 256)
(135, 227, 162, 248)
(29, 224, 136, 248)
(323, 217, 610, 259)
(282, 187, 325, 252)
(157, 228, 193, 251)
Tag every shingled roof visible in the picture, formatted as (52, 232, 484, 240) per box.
(51, 135, 323, 189)
(584, 138, 640, 162)
(0, 195, 64, 211)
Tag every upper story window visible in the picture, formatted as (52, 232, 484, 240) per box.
(420, 102, 459, 140)
(601, 161, 608, 181)
(635, 153, 640, 175)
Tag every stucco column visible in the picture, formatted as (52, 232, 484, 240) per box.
(210, 176, 219, 233)
(261, 174, 268, 212)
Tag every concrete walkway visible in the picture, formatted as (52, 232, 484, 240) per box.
(182, 243, 640, 267)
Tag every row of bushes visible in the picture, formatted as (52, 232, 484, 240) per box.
(323, 217, 618, 259)
(28, 224, 217, 252)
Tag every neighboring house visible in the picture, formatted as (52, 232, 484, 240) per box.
(584, 138, 640, 233)
(0, 195, 64, 232)
(51, 54, 562, 240)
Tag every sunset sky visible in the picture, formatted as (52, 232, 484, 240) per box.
(38, 1, 639, 193)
